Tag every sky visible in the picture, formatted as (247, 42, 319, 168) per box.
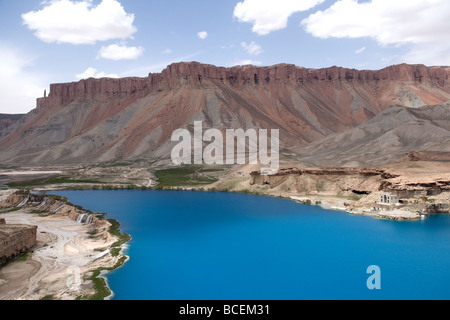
(0, 0, 449, 114)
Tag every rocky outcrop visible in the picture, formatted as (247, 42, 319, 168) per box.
(157, 62, 450, 88)
(1, 62, 450, 166)
(0, 224, 37, 265)
(1, 193, 109, 230)
(426, 204, 450, 214)
(250, 168, 398, 186)
(0, 194, 45, 208)
(249, 167, 398, 196)
(379, 179, 450, 198)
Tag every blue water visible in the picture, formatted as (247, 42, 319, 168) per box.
(53, 190, 450, 300)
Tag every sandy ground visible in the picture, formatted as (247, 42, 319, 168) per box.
(0, 210, 118, 300)
(0, 170, 64, 176)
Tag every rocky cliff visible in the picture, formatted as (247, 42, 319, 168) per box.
(0, 193, 108, 230)
(1, 62, 449, 165)
(249, 166, 450, 209)
(0, 224, 37, 265)
(36, 62, 450, 110)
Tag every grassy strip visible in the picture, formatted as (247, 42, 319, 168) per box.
(84, 254, 128, 301)
(154, 165, 223, 188)
(0, 207, 22, 214)
(15, 252, 29, 262)
(80, 218, 131, 301)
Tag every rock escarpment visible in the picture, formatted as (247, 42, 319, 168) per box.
(380, 179, 450, 198)
(36, 62, 450, 110)
(250, 167, 398, 194)
(0, 193, 108, 229)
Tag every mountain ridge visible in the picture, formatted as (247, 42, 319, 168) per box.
(295, 101, 450, 167)
(1, 62, 450, 166)
(37, 62, 450, 110)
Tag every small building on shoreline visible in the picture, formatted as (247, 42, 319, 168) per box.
(379, 194, 399, 205)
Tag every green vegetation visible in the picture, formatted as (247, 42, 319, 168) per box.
(13, 189, 33, 196)
(107, 218, 131, 255)
(348, 194, 363, 201)
(15, 252, 29, 262)
(79, 218, 131, 300)
(0, 252, 30, 269)
(82, 254, 128, 301)
(0, 207, 21, 214)
(84, 270, 111, 300)
(154, 165, 225, 188)
(407, 163, 423, 169)
(100, 161, 133, 168)
(316, 181, 325, 192)
(29, 209, 47, 215)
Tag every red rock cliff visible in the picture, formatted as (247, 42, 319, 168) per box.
(37, 77, 151, 109)
(37, 62, 450, 109)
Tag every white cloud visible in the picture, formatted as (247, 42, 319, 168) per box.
(402, 42, 450, 66)
(76, 67, 119, 79)
(162, 48, 173, 54)
(301, 0, 450, 65)
(22, 0, 137, 45)
(233, 0, 325, 35)
(121, 52, 203, 76)
(98, 44, 144, 60)
(0, 45, 47, 114)
(197, 31, 208, 40)
(233, 59, 262, 66)
(355, 46, 366, 54)
(241, 41, 263, 56)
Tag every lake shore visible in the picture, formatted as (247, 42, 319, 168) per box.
(1, 161, 449, 300)
(0, 189, 129, 300)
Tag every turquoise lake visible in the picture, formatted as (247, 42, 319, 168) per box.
(53, 190, 450, 300)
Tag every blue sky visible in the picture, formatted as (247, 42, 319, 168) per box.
(1, 0, 449, 114)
